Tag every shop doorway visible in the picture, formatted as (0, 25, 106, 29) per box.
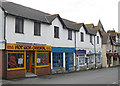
(26, 51, 35, 72)
(107, 56, 111, 67)
(65, 53, 69, 72)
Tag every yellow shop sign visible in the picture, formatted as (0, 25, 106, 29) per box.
(6, 44, 51, 51)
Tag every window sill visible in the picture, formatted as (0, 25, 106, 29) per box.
(54, 37, 60, 39)
(34, 34, 41, 36)
(7, 67, 25, 71)
(68, 38, 72, 40)
(15, 32, 24, 34)
(52, 67, 63, 69)
(36, 65, 49, 68)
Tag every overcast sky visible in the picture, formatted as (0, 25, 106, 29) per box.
(7, 0, 119, 32)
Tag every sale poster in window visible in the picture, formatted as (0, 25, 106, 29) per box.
(37, 53, 48, 66)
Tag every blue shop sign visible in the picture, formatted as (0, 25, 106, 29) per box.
(89, 50, 101, 54)
(51, 47, 75, 53)
(76, 50, 86, 54)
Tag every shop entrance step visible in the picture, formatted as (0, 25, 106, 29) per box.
(26, 72, 37, 78)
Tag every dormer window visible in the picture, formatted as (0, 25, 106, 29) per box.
(80, 32, 84, 42)
(97, 36, 99, 44)
(54, 26, 59, 38)
(90, 35, 92, 43)
(68, 30, 72, 40)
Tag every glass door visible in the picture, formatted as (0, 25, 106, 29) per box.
(26, 52, 32, 72)
(65, 53, 69, 72)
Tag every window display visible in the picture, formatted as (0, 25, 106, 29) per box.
(79, 55, 84, 65)
(37, 52, 49, 66)
(69, 53, 74, 66)
(8, 52, 24, 69)
(53, 53, 63, 68)
(89, 55, 94, 64)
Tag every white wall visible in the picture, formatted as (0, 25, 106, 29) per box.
(0, 8, 5, 49)
(6, 16, 75, 48)
(76, 26, 94, 50)
(95, 31, 102, 50)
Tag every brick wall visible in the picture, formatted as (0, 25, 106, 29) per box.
(7, 69, 25, 79)
(36, 67, 50, 76)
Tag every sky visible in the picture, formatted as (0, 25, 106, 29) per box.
(6, 0, 119, 32)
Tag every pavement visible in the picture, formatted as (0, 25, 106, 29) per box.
(1, 66, 119, 84)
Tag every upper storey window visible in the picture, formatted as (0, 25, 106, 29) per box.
(34, 22, 41, 36)
(97, 36, 99, 44)
(68, 30, 72, 40)
(80, 32, 84, 42)
(54, 26, 59, 38)
(15, 17, 24, 34)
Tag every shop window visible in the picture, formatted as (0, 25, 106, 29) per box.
(15, 17, 24, 33)
(89, 55, 94, 64)
(113, 57, 117, 61)
(8, 52, 24, 69)
(34, 22, 41, 36)
(54, 26, 59, 38)
(68, 30, 72, 40)
(53, 53, 63, 68)
(69, 53, 74, 66)
(97, 55, 101, 63)
(37, 52, 49, 66)
(79, 55, 85, 65)
(107, 57, 111, 64)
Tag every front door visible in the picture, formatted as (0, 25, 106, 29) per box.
(26, 52, 31, 72)
(76, 57, 79, 71)
(65, 53, 69, 72)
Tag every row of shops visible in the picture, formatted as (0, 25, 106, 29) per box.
(3, 43, 102, 79)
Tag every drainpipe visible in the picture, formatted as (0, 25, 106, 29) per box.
(4, 12, 7, 50)
(74, 31, 77, 71)
(94, 35, 97, 69)
(3, 9, 7, 79)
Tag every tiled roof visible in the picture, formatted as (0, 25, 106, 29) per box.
(1, 1, 80, 31)
(102, 32, 109, 44)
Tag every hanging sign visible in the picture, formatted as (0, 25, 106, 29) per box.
(6, 44, 51, 51)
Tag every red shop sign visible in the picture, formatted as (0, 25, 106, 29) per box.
(106, 53, 113, 56)
(114, 53, 118, 56)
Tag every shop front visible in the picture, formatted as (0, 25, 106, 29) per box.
(5, 44, 51, 79)
(51, 47, 75, 74)
(76, 50, 87, 71)
(113, 53, 119, 66)
(87, 50, 102, 69)
(106, 53, 113, 67)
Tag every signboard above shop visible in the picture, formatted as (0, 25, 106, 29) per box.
(6, 44, 51, 51)
(76, 50, 86, 55)
(89, 50, 101, 54)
